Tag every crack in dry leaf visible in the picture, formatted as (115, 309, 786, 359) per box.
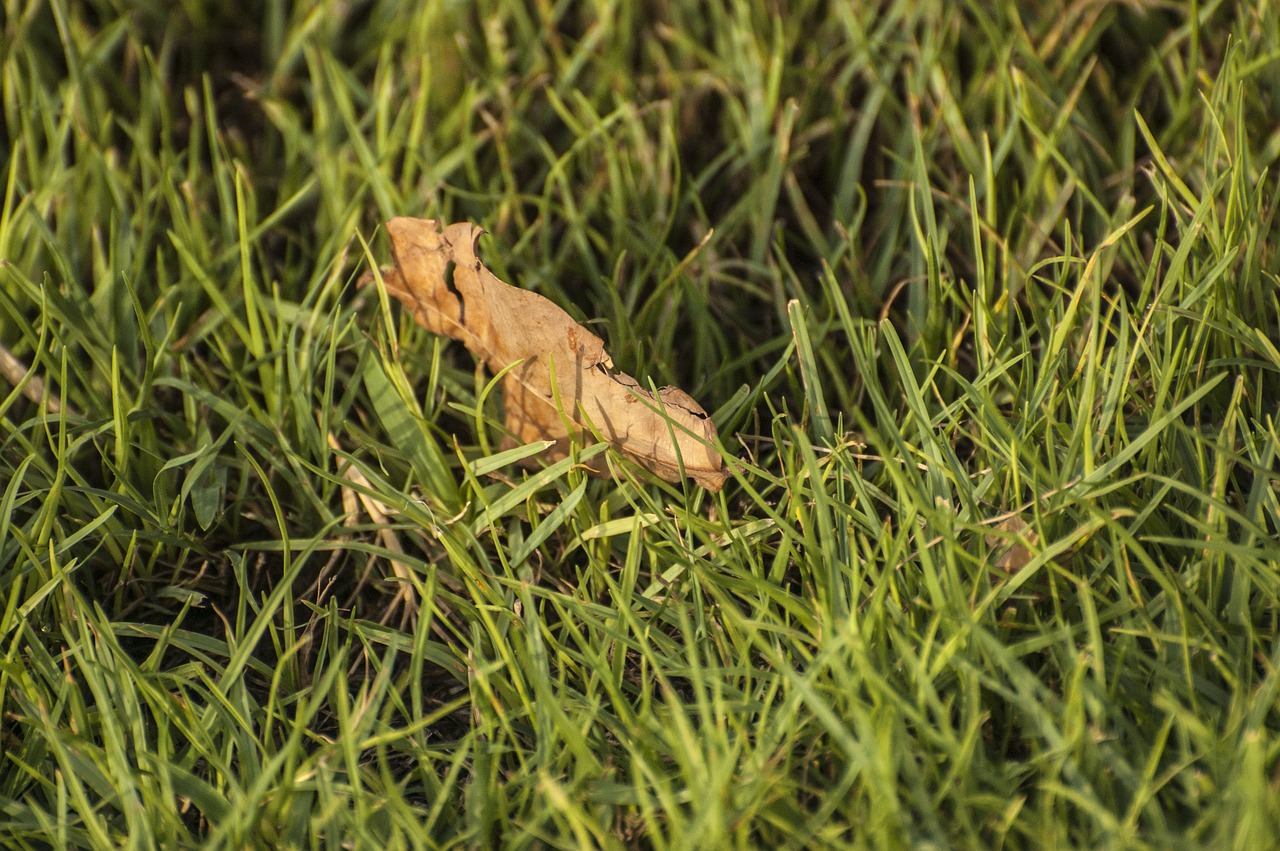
(365, 218, 728, 491)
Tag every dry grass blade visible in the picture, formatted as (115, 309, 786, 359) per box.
(0, 340, 72, 415)
(328, 432, 418, 623)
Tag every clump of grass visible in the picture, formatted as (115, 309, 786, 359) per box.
(2, 0, 1279, 847)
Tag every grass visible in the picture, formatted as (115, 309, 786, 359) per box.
(2, 0, 1280, 847)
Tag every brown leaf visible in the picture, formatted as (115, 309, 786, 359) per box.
(369, 218, 728, 491)
(985, 515, 1039, 573)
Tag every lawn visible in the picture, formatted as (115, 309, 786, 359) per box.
(2, 0, 1280, 848)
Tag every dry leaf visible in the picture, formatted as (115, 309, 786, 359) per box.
(368, 218, 728, 491)
(986, 515, 1039, 573)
